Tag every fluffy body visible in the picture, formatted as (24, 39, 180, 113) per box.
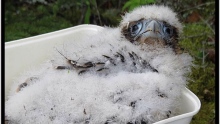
(5, 5, 193, 124)
(6, 28, 192, 124)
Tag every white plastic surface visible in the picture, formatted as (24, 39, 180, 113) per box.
(5, 24, 201, 124)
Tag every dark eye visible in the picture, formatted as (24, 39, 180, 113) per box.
(132, 25, 139, 31)
(130, 22, 142, 36)
(163, 26, 173, 35)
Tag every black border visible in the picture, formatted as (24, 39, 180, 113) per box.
(215, 0, 219, 124)
(2, 0, 5, 123)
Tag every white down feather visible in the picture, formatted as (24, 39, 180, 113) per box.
(5, 5, 193, 124)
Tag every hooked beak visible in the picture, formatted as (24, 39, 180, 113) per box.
(133, 20, 165, 45)
(141, 20, 162, 38)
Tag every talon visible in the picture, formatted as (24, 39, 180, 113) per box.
(115, 52, 125, 62)
(128, 52, 135, 60)
(128, 52, 137, 66)
(141, 60, 158, 72)
(55, 66, 70, 69)
(131, 51, 139, 59)
(97, 68, 108, 72)
(84, 62, 94, 67)
(82, 62, 95, 68)
(152, 68, 158, 72)
(96, 62, 105, 65)
(103, 55, 116, 65)
(102, 55, 111, 59)
(78, 70, 87, 75)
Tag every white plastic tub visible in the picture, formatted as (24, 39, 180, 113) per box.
(5, 24, 201, 124)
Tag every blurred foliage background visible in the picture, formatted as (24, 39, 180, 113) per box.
(5, 0, 216, 123)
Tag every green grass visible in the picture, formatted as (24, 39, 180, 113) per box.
(5, 4, 73, 42)
(180, 23, 215, 124)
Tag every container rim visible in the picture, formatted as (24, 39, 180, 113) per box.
(154, 87, 201, 124)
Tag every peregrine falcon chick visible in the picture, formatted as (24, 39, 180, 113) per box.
(51, 4, 183, 75)
(5, 5, 193, 124)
